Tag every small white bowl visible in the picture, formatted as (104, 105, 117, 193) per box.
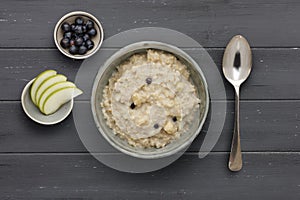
(54, 11, 104, 59)
(21, 79, 73, 125)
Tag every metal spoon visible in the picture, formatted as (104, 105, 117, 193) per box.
(222, 35, 252, 171)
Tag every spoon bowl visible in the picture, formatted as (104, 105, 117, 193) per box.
(223, 35, 252, 86)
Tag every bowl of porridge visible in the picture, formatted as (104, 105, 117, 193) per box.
(91, 41, 209, 159)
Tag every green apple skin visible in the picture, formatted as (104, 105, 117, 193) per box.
(38, 81, 76, 111)
(41, 87, 83, 115)
(30, 70, 57, 105)
(35, 74, 67, 105)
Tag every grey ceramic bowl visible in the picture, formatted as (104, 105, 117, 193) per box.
(54, 11, 104, 59)
(21, 79, 73, 125)
(91, 41, 209, 159)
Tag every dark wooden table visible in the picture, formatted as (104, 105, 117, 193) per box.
(1, 0, 300, 199)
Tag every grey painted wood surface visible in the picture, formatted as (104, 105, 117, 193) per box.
(1, 101, 299, 153)
(1, 0, 300, 199)
(0, 153, 299, 199)
(1, 0, 300, 48)
(2, 49, 300, 100)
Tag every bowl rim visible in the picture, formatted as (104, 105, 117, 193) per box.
(91, 41, 210, 159)
(21, 79, 73, 125)
(53, 11, 104, 59)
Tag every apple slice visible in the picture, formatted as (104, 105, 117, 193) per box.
(41, 87, 83, 115)
(35, 74, 67, 105)
(38, 81, 75, 111)
(30, 70, 57, 105)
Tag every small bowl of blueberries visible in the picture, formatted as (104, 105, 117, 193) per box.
(54, 11, 104, 59)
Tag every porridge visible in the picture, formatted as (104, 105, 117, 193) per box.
(101, 49, 201, 148)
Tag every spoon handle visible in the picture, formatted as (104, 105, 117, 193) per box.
(229, 85, 242, 171)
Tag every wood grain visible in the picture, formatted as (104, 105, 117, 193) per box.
(1, 1, 300, 198)
(1, 49, 300, 100)
(0, 153, 299, 199)
(1, 101, 299, 153)
(1, 0, 300, 48)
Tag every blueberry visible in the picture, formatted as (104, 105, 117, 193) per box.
(82, 34, 90, 41)
(86, 20, 94, 30)
(87, 28, 97, 37)
(71, 23, 76, 32)
(85, 40, 94, 50)
(69, 45, 78, 55)
(172, 116, 177, 122)
(75, 37, 84, 46)
(85, 39, 93, 46)
(69, 39, 75, 46)
(130, 103, 136, 109)
(87, 44, 94, 50)
(154, 123, 159, 129)
(74, 25, 83, 34)
(82, 25, 87, 33)
(61, 22, 71, 32)
(75, 17, 84, 25)
(146, 77, 152, 84)
(78, 45, 88, 55)
(71, 32, 77, 39)
(63, 31, 72, 39)
(60, 38, 70, 49)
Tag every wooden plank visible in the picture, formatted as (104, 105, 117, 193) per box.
(1, 101, 299, 153)
(0, 102, 86, 153)
(0, 49, 80, 101)
(191, 100, 300, 152)
(1, 0, 300, 47)
(0, 153, 299, 199)
(1, 48, 300, 101)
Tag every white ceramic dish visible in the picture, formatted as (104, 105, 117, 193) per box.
(21, 79, 73, 125)
(54, 11, 104, 59)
